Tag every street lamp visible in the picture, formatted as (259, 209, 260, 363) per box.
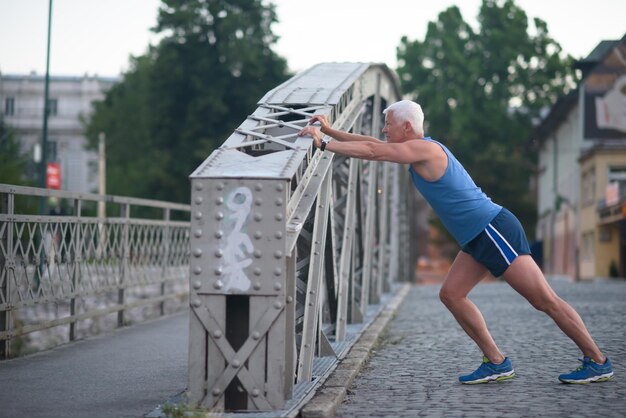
(39, 0, 53, 213)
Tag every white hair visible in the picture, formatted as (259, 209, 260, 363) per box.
(383, 100, 424, 135)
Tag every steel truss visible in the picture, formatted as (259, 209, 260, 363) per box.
(189, 63, 411, 412)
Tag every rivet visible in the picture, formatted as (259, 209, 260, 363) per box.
(276, 183, 284, 192)
(193, 266, 202, 275)
(232, 359, 241, 368)
(287, 296, 293, 303)
(275, 213, 283, 221)
(212, 388, 221, 396)
(215, 230, 223, 238)
(192, 299, 201, 308)
(215, 212, 224, 220)
(254, 267, 262, 276)
(194, 229, 203, 238)
(252, 331, 261, 340)
(254, 250, 262, 258)
(255, 198, 263, 206)
(214, 280, 223, 289)
(274, 283, 282, 291)
(195, 182, 204, 191)
(194, 196, 203, 205)
(274, 251, 283, 259)
(253, 281, 262, 290)
(275, 198, 283, 206)
(275, 231, 283, 239)
(305, 343, 311, 348)
(217, 182, 225, 191)
(254, 213, 263, 222)
(251, 389, 260, 397)
(274, 301, 282, 309)
(194, 211, 203, 220)
(193, 281, 202, 290)
(255, 183, 263, 191)
(215, 196, 224, 205)
(193, 248, 202, 257)
(254, 231, 262, 239)
(214, 249, 223, 258)
(314, 251, 319, 255)
(213, 330, 222, 339)
(274, 268, 282, 276)
(214, 267, 223, 276)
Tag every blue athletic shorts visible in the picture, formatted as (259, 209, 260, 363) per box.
(461, 208, 531, 277)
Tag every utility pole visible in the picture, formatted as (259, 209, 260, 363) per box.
(98, 132, 106, 217)
(97, 132, 106, 256)
(39, 0, 53, 214)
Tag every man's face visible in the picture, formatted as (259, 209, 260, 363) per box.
(382, 111, 406, 143)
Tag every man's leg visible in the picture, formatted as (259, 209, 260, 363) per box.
(502, 254, 605, 363)
(439, 251, 506, 364)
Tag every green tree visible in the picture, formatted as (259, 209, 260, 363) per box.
(0, 117, 30, 186)
(396, 0, 575, 239)
(86, 0, 289, 203)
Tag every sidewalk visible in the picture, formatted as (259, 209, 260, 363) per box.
(0, 312, 188, 418)
(336, 279, 626, 417)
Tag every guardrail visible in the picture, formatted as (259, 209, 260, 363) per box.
(188, 63, 413, 413)
(0, 184, 190, 359)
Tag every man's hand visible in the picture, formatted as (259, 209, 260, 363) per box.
(297, 125, 323, 148)
(308, 115, 330, 132)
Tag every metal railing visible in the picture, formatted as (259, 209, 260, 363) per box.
(0, 184, 190, 359)
(188, 63, 412, 413)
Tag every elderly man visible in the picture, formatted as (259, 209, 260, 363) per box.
(298, 100, 613, 384)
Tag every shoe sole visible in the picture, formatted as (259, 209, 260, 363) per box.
(460, 371, 516, 384)
(559, 373, 614, 384)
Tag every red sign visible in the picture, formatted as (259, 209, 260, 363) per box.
(46, 162, 61, 189)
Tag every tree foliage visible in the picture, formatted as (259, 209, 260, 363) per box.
(0, 116, 30, 186)
(396, 0, 576, 238)
(86, 0, 289, 203)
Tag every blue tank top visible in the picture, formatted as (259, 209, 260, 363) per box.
(408, 138, 501, 247)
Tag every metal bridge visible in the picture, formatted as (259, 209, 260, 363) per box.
(0, 62, 415, 416)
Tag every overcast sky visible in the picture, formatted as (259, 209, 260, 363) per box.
(0, 0, 624, 77)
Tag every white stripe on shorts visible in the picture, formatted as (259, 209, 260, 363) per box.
(485, 223, 519, 265)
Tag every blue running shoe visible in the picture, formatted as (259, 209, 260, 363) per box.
(559, 357, 614, 384)
(459, 356, 515, 384)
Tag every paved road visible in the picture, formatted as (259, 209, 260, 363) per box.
(337, 279, 626, 417)
(0, 311, 188, 418)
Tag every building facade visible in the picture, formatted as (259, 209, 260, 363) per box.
(534, 35, 626, 279)
(0, 73, 116, 193)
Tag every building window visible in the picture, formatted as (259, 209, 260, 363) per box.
(608, 166, 626, 198)
(582, 167, 596, 206)
(582, 232, 595, 261)
(4, 97, 15, 116)
(47, 98, 58, 116)
(47, 140, 57, 162)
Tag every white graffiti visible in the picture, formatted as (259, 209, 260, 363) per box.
(221, 187, 254, 292)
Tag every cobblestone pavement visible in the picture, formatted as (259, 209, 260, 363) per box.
(337, 279, 626, 417)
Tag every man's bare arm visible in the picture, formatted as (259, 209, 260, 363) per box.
(311, 115, 382, 144)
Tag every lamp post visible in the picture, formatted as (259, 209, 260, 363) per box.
(39, 0, 53, 213)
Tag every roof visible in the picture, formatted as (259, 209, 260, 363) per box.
(530, 90, 578, 144)
(0, 73, 119, 83)
(531, 33, 626, 145)
(573, 33, 625, 78)
(579, 139, 626, 163)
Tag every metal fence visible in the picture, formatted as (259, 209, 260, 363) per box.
(0, 184, 190, 359)
(188, 63, 413, 413)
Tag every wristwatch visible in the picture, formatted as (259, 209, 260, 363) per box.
(320, 139, 328, 151)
